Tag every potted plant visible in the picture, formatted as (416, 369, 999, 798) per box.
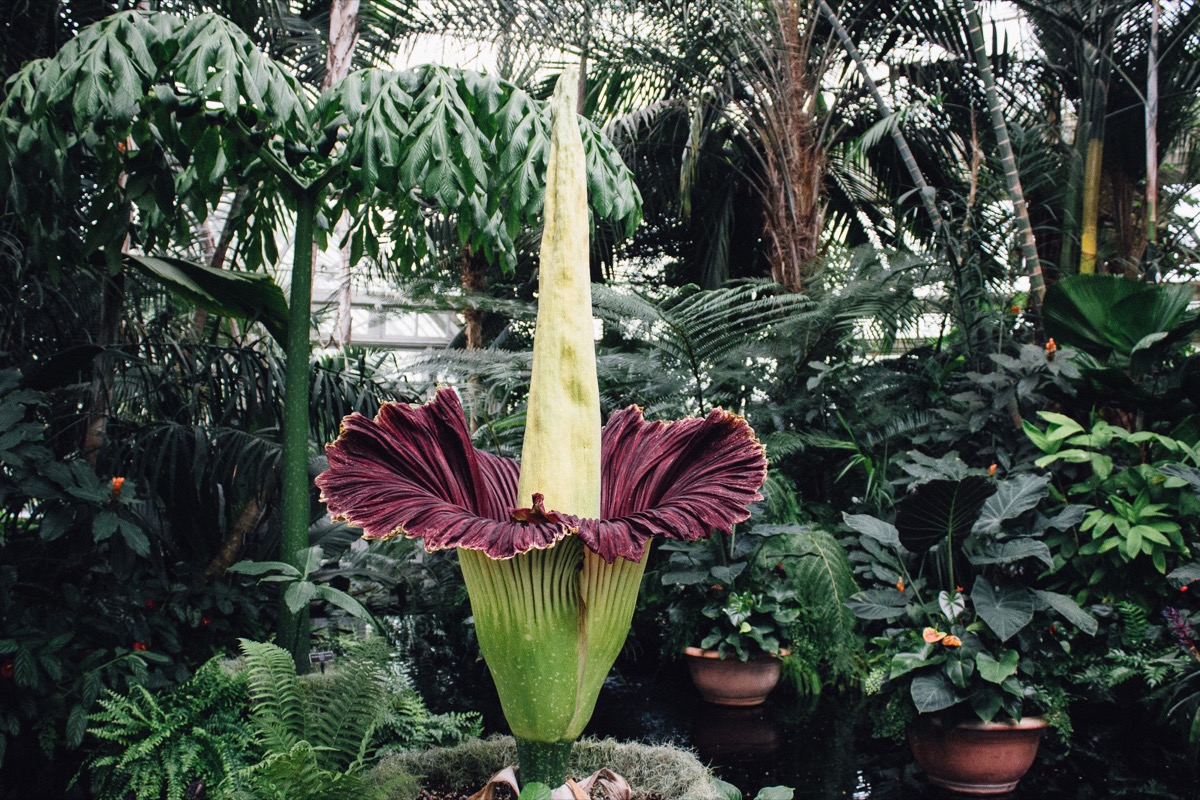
(846, 455, 1098, 795)
(659, 522, 858, 706)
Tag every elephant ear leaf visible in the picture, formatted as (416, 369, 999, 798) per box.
(125, 254, 289, 347)
(896, 477, 995, 553)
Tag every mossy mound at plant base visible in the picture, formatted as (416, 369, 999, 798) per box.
(374, 735, 725, 800)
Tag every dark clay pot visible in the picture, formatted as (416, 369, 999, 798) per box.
(909, 715, 1048, 795)
(683, 646, 785, 707)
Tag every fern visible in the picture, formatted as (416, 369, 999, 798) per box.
(224, 639, 413, 800)
(79, 657, 251, 800)
(238, 638, 308, 757)
(751, 526, 862, 689)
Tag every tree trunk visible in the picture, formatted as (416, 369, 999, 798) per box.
(82, 272, 124, 467)
(461, 248, 488, 351)
(818, 0, 944, 232)
(1078, 39, 1109, 275)
(1145, 0, 1160, 259)
(204, 493, 267, 578)
(963, 0, 1045, 311)
(761, 0, 824, 295)
(327, 0, 361, 348)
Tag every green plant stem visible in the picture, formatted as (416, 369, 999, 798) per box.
(515, 738, 573, 787)
(278, 189, 317, 672)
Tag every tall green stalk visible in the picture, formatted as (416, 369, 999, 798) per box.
(278, 189, 317, 671)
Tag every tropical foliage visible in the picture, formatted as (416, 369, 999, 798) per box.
(0, 0, 1198, 795)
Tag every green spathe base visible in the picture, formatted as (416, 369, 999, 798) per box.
(515, 738, 575, 788)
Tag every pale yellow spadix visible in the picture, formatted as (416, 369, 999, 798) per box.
(516, 68, 601, 521)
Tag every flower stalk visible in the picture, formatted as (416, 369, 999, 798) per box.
(317, 70, 767, 791)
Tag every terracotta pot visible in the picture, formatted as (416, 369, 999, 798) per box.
(682, 646, 785, 707)
(908, 715, 1048, 796)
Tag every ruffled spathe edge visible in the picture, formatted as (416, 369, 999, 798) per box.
(316, 388, 767, 562)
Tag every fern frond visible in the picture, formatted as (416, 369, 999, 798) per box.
(239, 639, 307, 755)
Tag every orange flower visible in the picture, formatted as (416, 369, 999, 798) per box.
(1011, 305, 1021, 315)
(896, 578, 906, 593)
(988, 463, 997, 477)
(111, 476, 125, 499)
(1045, 338, 1057, 360)
(923, 627, 947, 643)
(941, 635, 962, 647)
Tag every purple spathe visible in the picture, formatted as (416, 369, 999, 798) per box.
(316, 388, 767, 563)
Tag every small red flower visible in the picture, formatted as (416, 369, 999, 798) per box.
(1048, 624, 1058, 635)
(144, 598, 157, 610)
(132, 642, 148, 652)
(0, 661, 13, 679)
(111, 477, 126, 499)
(200, 616, 212, 627)
(896, 578, 906, 593)
(988, 463, 998, 477)
(1182, 585, 1190, 592)
(955, 586, 964, 594)
(1011, 305, 1021, 315)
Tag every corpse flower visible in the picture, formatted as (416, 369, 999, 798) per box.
(316, 72, 767, 789)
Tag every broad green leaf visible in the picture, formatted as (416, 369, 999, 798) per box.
(976, 649, 1019, 684)
(1022, 420, 1053, 453)
(846, 589, 908, 620)
(1036, 411, 1086, 440)
(92, 510, 118, 543)
(970, 687, 1004, 722)
(896, 477, 995, 553)
(971, 578, 1033, 641)
(1168, 563, 1200, 589)
(1033, 590, 1098, 635)
(843, 513, 900, 548)
(227, 560, 302, 578)
(968, 539, 1053, 568)
(314, 585, 374, 622)
(125, 254, 288, 347)
(518, 783, 552, 800)
(910, 672, 959, 713)
(973, 474, 1050, 534)
(117, 518, 151, 557)
(711, 778, 742, 800)
(283, 581, 319, 613)
(754, 789, 795, 800)
(889, 651, 935, 680)
(711, 564, 747, 583)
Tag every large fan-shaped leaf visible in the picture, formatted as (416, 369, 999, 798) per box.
(896, 477, 995, 553)
(1043, 275, 1197, 363)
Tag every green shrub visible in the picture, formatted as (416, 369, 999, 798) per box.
(79, 657, 251, 800)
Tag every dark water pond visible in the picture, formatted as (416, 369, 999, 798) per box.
(435, 661, 1200, 800)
